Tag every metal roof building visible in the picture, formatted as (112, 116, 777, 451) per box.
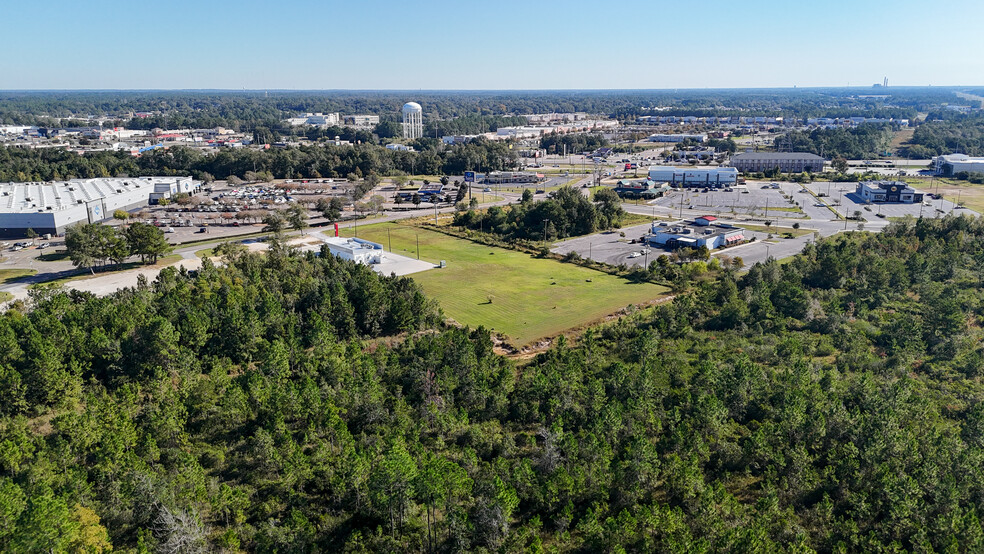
(647, 166, 739, 188)
(0, 176, 196, 237)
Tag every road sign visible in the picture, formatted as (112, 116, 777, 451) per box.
(463, 171, 475, 183)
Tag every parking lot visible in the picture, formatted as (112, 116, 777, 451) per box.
(651, 183, 809, 221)
(801, 181, 967, 220)
(551, 222, 774, 268)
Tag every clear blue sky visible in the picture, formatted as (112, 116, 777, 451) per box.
(4, 0, 982, 90)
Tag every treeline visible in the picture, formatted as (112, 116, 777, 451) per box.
(773, 123, 893, 158)
(453, 186, 625, 240)
(907, 113, 984, 156)
(0, 89, 964, 130)
(0, 139, 519, 183)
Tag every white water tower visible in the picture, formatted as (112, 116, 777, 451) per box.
(402, 102, 423, 139)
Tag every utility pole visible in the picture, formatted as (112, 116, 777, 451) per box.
(416, 233, 419, 260)
(387, 227, 392, 251)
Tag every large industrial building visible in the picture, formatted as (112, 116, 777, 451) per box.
(0, 176, 197, 237)
(855, 181, 923, 203)
(647, 166, 739, 188)
(729, 152, 825, 173)
(646, 217, 746, 250)
(933, 154, 984, 176)
(402, 102, 423, 140)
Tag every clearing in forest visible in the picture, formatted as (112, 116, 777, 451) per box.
(337, 223, 668, 346)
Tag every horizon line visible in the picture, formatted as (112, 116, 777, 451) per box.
(0, 85, 981, 94)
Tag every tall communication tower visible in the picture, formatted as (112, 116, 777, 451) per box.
(402, 102, 423, 139)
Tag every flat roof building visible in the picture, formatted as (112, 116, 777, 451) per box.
(729, 152, 825, 173)
(646, 220, 746, 250)
(648, 133, 707, 143)
(322, 237, 384, 265)
(647, 166, 738, 188)
(0, 176, 197, 237)
(343, 115, 380, 127)
(286, 113, 340, 127)
(855, 181, 923, 204)
(483, 171, 544, 184)
(933, 154, 984, 176)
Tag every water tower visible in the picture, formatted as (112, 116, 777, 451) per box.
(402, 102, 423, 139)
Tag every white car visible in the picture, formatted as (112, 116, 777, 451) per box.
(628, 252, 642, 259)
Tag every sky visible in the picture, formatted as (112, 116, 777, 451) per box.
(3, 0, 983, 90)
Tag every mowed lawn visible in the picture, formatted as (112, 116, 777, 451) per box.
(338, 223, 668, 346)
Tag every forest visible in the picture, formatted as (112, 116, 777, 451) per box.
(906, 113, 984, 157)
(0, 88, 961, 130)
(0, 139, 519, 183)
(771, 124, 895, 159)
(5, 215, 984, 551)
(453, 187, 626, 240)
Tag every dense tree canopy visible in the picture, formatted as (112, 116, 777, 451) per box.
(5, 215, 984, 551)
(453, 186, 625, 240)
(0, 139, 519, 183)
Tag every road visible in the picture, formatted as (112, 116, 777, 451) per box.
(1, 172, 976, 307)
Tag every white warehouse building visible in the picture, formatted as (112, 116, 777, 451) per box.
(933, 154, 984, 176)
(647, 166, 739, 188)
(322, 237, 384, 265)
(0, 176, 197, 238)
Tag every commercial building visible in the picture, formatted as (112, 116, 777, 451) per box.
(442, 135, 480, 145)
(396, 183, 444, 203)
(729, 152, 825, 173)
(483, 171, 544, 184)
(647, 166, 739, 188)
(613, 179, 668, 199)
(855, 181, 923, 203)
(648, 133, 706, 143)
(385, 143, 414, 152)
(286, 113, 340, 127)
(343, 115, 380, 126)
(0, 176, 197, 237)
(322, 237, 384, 265)
(645, 219, 746, 250)
(933, 154, 984, 176)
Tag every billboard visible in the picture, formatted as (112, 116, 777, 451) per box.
(463, 171, 475, 183)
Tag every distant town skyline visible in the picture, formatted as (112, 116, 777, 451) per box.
(3, 0, 983, 90)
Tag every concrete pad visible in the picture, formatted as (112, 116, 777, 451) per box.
(296, 241, 435, 276)
(371, 252, 436, 276)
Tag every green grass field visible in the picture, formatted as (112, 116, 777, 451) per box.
(338, 223, 669, 346)
(0, 268, 37, 285)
